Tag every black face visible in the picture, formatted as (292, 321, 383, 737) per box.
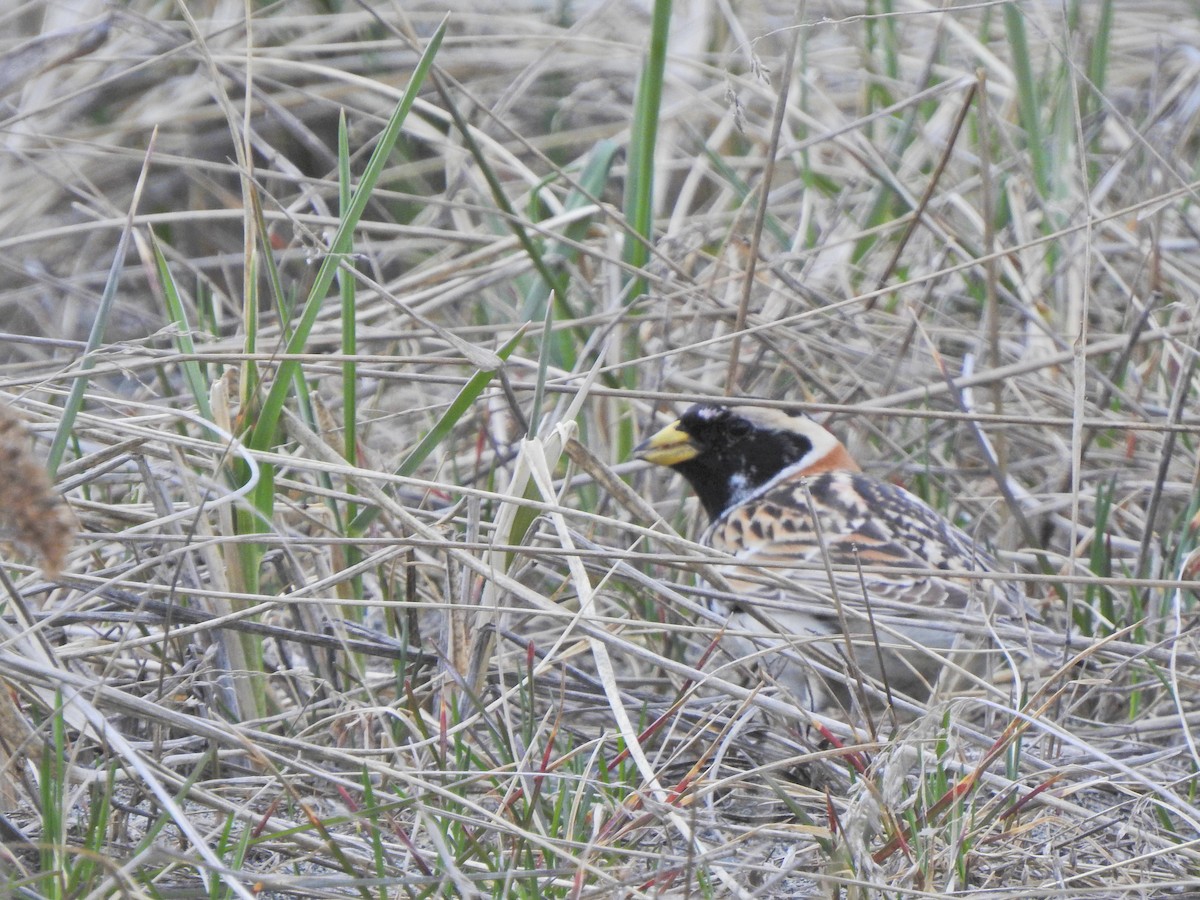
(667, 404, 815, 520)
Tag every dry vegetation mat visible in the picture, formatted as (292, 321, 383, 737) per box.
(2, 0, 1200, 896)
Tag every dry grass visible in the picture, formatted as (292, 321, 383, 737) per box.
(3, 0, 1200, 896)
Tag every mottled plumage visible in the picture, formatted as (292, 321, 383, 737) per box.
(635, 403, 1030, 712)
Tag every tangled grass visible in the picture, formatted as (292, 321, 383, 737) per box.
(2, 0, 1200, 896)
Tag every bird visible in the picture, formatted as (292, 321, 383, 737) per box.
(633, 402, 1034, 715)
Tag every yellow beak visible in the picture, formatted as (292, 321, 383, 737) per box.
(632, 420, 700, 466)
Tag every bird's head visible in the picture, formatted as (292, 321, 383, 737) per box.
(633, 403, 859, 520)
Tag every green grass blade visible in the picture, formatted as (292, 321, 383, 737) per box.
(47, 138, 155, 477)
(1003, 4, 1048, 197)
(527, 297, 554, 438)
(348, 325, 527, 535)
(247, 16, 447, 455)
(338, 109, 357, 470)
(151, 233, 213, 424)
(621, 0, 671, 302)
(520, 139, 619, 322)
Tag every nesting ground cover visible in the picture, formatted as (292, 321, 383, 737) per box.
(3, 1, 1200, 896)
